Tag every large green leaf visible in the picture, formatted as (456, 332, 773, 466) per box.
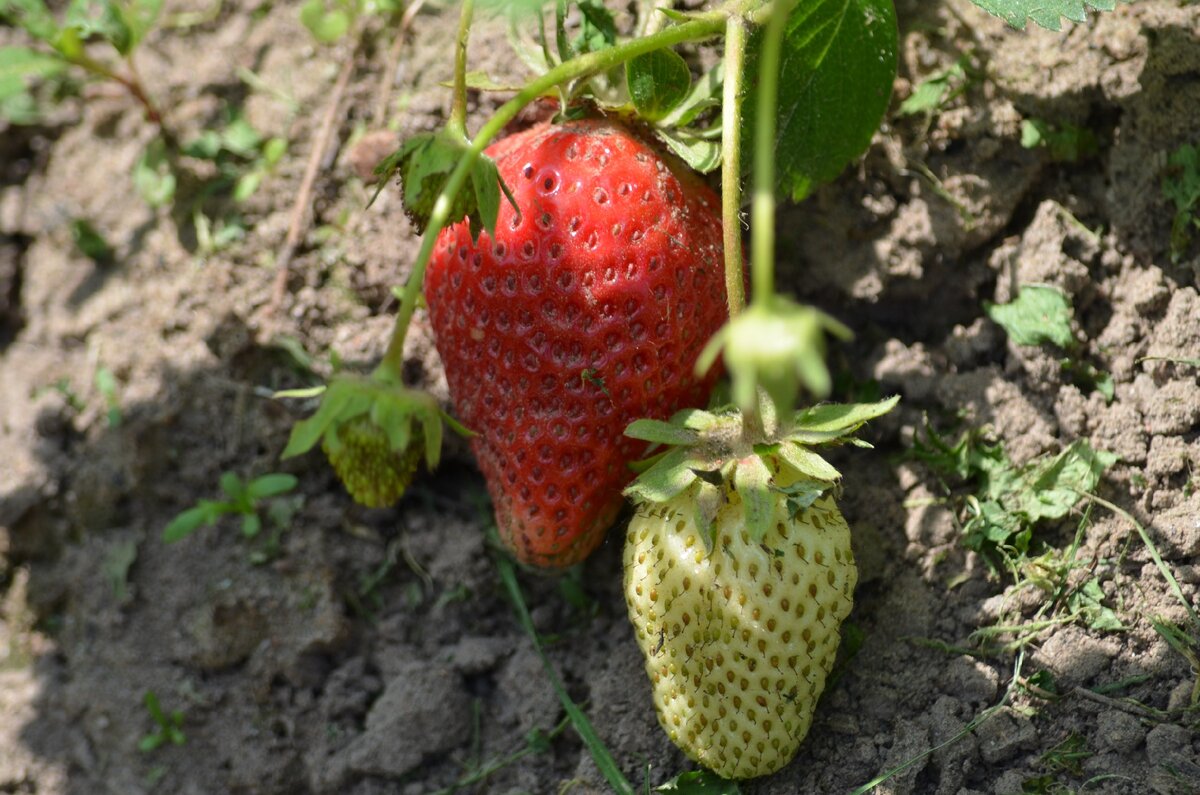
(967, 0, 1115, 31)
(744, 0, 898, 201)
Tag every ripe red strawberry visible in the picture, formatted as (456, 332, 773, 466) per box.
(424, 118, 728, 567)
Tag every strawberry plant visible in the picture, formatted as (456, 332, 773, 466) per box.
(0, 0, 168, 130)
(278, 0, 1122, 783)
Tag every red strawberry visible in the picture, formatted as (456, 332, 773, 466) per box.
(425, 118, 728, 567)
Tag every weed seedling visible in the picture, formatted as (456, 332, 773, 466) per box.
(1, 0, 169, 132)
(138, 691, 186, 752)
(985, 284, 1114, 401)
(1163, 143, 1200, 262)
(161, 472, 298, 544)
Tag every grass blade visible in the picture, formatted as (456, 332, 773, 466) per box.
(496, 555, 635, 795)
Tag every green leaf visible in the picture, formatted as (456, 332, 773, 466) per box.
(735, 455, 774, 541)
(0, 46, 67, 98)
(655, 126, 722, 174)
(233, 170, 263, 202)
(470, 154, 502, 238)
(624, 418, 700, 446)
(985, 285, 1075, 348)
(626, 46, 691, 123)
(281, 380, 365, 458)
(966, 0, 1115, 31)
(246, 473, 298, 500)
(134, 138, 176, 207)
(162, 504, 218, 543)
(70, 218, 114, 263)
(659, 64, 723, 127)
(300, 0, 350, 43)
(776, 442, 841, 483)
(898, 60, 966, 116)
(625, 447, 697, 503)
(221, 116, 262, 157)
(744, 0, 898, 201)
(1164, 144, 1200, 262)
(241, 512, 262, 538)
(119, 0, 163, 51)
(792, 396, 900, 439)
(2, 0, 63, 42)
(219, 471, 245, 499)
(1021, 440, 1116, 521)
(1020, 118, 1098, 163)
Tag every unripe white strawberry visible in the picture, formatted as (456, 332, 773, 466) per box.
(624, 484, 856, 779)
(620, 395, 897, 780)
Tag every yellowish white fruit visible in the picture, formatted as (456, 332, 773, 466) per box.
(623, 485, 856, 779)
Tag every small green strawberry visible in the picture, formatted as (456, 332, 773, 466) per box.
(622, 395, 897, 779)
(281, 374, 456, 508)
(321, 415, 424, 508)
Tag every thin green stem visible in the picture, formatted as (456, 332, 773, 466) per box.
(71, 51, 172, 142)
(749, 0, 796, 306)
(721, 13, 748, 318)
(376, 1, 756, 381)
(447, 0, 475, 138)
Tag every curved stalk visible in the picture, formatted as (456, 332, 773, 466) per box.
(447, 0, 475, 138)
(749, 0, 796, 306)
(376, 0, 763, 380)
(721, 13, 748, 317)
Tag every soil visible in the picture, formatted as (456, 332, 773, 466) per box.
(2, 1, 1199, 794)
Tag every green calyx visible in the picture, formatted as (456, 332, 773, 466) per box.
(281, 374, 458, 508)
(374, 127, 512, 241)
(696, 296, 852, 420)
(623, 395, 898, 547)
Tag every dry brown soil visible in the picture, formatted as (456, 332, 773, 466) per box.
(2, 1, 1199, 793)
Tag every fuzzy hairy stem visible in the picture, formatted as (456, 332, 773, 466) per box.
(447, 0, 475, 138)
(721, 13, 748, 317)
(749, 0, 796, 306)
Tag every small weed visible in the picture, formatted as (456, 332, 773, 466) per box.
(70, 219, 115, 264)
(1163, 143, 1200, 262)
(94, 366, 121, 427)
(1040, 732, 1091, 776)
(162, 471, 298, 544)
(899, 55, 978, 117)
(1, 0, 168, 130)
(138, 691, 186, 752)
(985, 284, 1114, 402)
(102, 537, 138, 602)
(1151, 618, 1200, 708)
(1021, 118, 1099, 163)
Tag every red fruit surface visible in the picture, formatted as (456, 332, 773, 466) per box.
(425, 118, 727, 567)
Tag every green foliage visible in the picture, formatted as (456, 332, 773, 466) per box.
(0, 45, 67, 123)
(967, 0, 1116, 31)
(743, 0, 899, 201)
(299, 0, 401, 43)
(911, 425, 1116, 565)
(985, 285, 1114, 402)
(376, 129, 509, 240)
(138, 691, 186, 752)
(1163, 143, 1200, 263)
(162, 472, 298, 543)
(0, 0, 164, 122)
(899, 57, 973, 117)
(626, 47, 691, 123)
(70, 219, 114, 264)
(94, 366, 122, 427)
(985, 285, 1074, 348)
(134, 138, 177, 207)
(1020, 118, 1099, 163)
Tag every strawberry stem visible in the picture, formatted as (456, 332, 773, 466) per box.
(721, 13, 748, 318)
(749, 0, 796, 307)
(447, 0, 475, 139)
(376, 0, 764, 383)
